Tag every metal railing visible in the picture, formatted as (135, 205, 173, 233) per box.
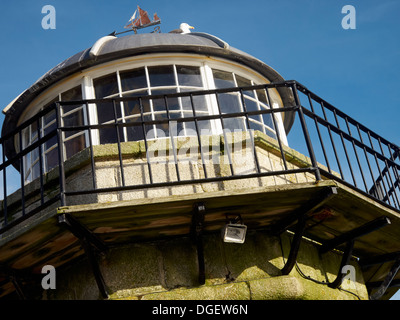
(0, 81, 399, 233)
(295, 82, 400, 209)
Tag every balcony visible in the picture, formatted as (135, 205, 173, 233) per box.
(1, 81, 399, 230)
(0, 81, 399, 299)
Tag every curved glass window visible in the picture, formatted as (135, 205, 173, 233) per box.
(22, 85, 86, 183)
(212, 69, 276, 138)
(91, 64, 279, 144)
(93, 64, 211, 144)
(22, 59, 287, 183)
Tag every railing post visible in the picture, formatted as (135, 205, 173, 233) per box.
(55, 102, 67, 207)
(18, 131, 26, 216)
(1, 141, 8, 226)
(291, 82, 322, 181)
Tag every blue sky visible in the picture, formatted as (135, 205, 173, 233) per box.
(0, 1, 399, 142)
(0, 0, 399, 299)
(2, 1, 399, 193)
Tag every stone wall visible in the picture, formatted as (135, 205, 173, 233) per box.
(43, 230, 368, 300)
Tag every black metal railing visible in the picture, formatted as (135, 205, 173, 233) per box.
(295, 82, 400, 209)
(0, 81, 399, 233)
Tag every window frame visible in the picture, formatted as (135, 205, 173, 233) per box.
(19, 54, 288, 183)
(21, 84, 88, 184)
(91, 62, 214, 142)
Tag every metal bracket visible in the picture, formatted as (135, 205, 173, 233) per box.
(0, 265, 35, 300)
(3, 270, 26, 299)
(280, 187, 337, 275)
(58, 213, 109, 299)
(225, 213, 243, 225)
(360, 251, 400, 300)
(190, 203, 206, 285)
(10, 274, 27, 300)
(319, 216, 390, 254)
(319, 216, 391, 289)
(327, 240, 354, 289)
(273, 186, 338, 235)
(369, 258, 400, 300)
(281, 214, 307, 275)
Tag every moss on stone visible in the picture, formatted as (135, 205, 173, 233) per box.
(141, 282, 250, 300)
(248, 275, 360, 300)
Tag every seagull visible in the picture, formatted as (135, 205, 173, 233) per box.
(169, 23, 194, 34)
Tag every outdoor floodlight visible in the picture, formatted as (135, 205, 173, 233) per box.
(222, 214, 247, 244)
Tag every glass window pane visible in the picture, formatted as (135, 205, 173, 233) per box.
(44, 122, 57, 149)
(256, 89, 269, 105)
(235, 75, 255, 98)
(151, 89, 178, 115)
(43, 109, 56, 126)
(32, 161, 40, 180)
(93, 74, 119, 98)
(31, 121, 38, 142)
(155, 114, 169, 137)
(223, 118, 246, 131)
(177, 66, 203, 87)
(32, 147, 39, 163)
(212, 69, 235, 89)
(262, 114, 274, 129)
(45, 147, 59, 172)
(180, 96, 193, 115)
(97, 102, 119, 124)
(244, 98, 258, 112)
(120, 67, 147, 92)
(22, 127, 29, 148)
(184, 122, 196, 136)
(217, 93, 242, 113)
(167, 110, 183, 120)
(63, 109, 84, 138)
(249, 117, 264, 132)
(65, 134, 86, 159)
(99, 128, 118, 145)
(148, 66, 175, 87)
(61, 86, 83, 114)
(172, 121, 184, 137)
(125, 117, 145, 142)
(198, 120, 211, 134)
(123, 91, 152, 122)
(193, 95, 207, 112)
(24, 152, 31, 170)
(180, 89, 207, 112)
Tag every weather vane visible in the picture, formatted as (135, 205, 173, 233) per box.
(121, 5, 161, 35)
(108, 5, 195, 37)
